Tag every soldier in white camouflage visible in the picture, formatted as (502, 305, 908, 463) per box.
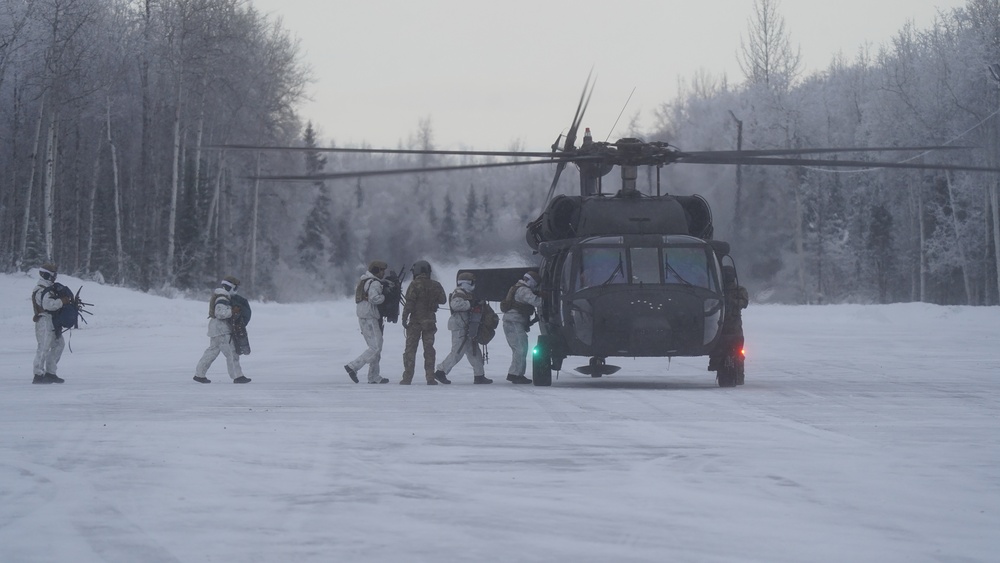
(345, 261, 390, 384)
(433, 272, 490, 384)
(194, 276, 251, 384)
(31, 263, 67, 384)
(501, 270, 544, 384)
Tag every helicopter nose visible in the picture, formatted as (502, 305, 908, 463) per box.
(585, 291, 708, 356)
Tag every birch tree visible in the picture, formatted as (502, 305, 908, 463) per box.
(737, 0, 802, 91)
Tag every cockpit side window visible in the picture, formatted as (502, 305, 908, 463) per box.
(579, 247, 626, 290)
(630, 247, 660, 284)
(664, 247, 710, 288)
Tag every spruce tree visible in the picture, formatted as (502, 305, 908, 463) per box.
(482, 191, 495, 233)
(463, 186, 479, 254)
(296, 122, 331, 274)
(867, 204, 894, 304)
(427, 203, 439, 230)
(439, 193, 458, 252)
(330, 214, 352, 267)
(464, 185, 479, 232)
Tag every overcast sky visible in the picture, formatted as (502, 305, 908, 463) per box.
(249, 0, 968, 151)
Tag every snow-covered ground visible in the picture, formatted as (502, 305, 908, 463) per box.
(1, 272, 997, 563)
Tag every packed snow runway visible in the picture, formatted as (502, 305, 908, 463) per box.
(1, 273, 997, 562)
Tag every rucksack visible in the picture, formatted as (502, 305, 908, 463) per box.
(500, 285, 517, 313)
(228, 293, 252, 355)
(356, 274, 401, 323)
(378, 271, 402, 323)
(229, 293, 252, 327)
(35, 283, 84, 332)
(475, 302, 500, 345)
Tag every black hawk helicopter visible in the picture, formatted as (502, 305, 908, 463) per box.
(214, 78, 1000, 388)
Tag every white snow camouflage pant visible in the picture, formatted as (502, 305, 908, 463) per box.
(347, 317, 383, 382)
(503, 319, 530, 377)
(34, 318, 65, 376)
(436, 329, 484, 377)
(195, 334, 244, 380)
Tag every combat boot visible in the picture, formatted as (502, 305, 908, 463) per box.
(44, 373, 64, 384)
(474, 375, 493, 384)
(344, 365, 359, 383)
(433, 370, 451, 384)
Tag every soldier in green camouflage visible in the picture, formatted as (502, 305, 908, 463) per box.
(400, 261, 447, 385)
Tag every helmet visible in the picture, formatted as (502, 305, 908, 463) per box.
(412, 260, 431, 277)
(368, 260, 388, 275)
(522, 270, 540, 288)
(457, 271, 475, 292)
(221, 275, 240, 291)
(39, 263, 58, 281)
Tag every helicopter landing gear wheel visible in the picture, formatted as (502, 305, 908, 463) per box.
(717, 353, 740, 388)
(589, 357, 606, 377)
(532, 335, 552, 387)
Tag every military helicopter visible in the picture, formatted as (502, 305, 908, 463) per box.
(214, 78, 1000, 388)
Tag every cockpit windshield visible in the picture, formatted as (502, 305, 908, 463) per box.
(579, 246, 626, 288)
(572, 237, 718, 292)
(664, 247, 710, 288)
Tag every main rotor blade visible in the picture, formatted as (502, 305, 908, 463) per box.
(206, 144, 556, 159)
(544, 71, 595, 207)
(247, 157, 573, 182)
(680, 146, 975, 159)
(678, 154, 1000, 173)
(543, 162, 568, 205)
(563, 69, 595, 153)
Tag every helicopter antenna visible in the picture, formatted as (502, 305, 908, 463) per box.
(605, 87, 636, 143)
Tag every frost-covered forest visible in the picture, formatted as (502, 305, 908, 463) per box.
(2, 0, 999, 304)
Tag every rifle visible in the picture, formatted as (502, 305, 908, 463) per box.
(394, 263, 408, 307)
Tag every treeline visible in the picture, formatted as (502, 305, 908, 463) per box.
(0, 0, 545, 301)
(653, 0, 1000, 305)
(284, 119, 548, 301)
(0, 0, 306, 294)
(3, 0, 1000, 305)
